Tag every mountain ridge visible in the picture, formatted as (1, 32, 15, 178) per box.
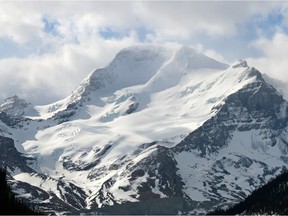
(0, 45, 287, 214)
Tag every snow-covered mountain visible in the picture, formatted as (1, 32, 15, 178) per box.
(1, 45, 288, 214)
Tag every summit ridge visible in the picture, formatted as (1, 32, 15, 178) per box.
(0, 45, 287, 214)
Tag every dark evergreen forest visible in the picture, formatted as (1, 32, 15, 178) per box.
(0, 167, 42, 215)
(210, 172, 288, 215)
(2, 164, 288, 215)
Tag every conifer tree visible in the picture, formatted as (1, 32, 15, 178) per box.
(0, 167, 43, 215)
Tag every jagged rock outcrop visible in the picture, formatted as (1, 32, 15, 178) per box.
(0, 46, 288, 214)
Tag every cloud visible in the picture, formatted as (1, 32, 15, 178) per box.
(0, 35, 140, 105)
(1, 2, 283, 44)
(0, 1, 287, 105)
(193, 43, 227, 64)
(135, 1, 284, 41)
(0, 2, 145, 104)
(247, 32, 288, 81)
(0, 2, 43, 44)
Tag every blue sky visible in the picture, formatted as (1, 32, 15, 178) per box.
(0, 1, 288, 104)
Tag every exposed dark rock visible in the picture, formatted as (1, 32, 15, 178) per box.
(128, 146, 185, 201)
(0, 112, 28, 128)
(125, 102, 139, 114)
(209, 172, 288, 215)
(52, 109, 77, 124)
(130, 169, 145, 180)
(57, 181, 87, 209)
(90, 178, 116, 209)
(0, 136, 34, 173)
(174, 70, 287, 156)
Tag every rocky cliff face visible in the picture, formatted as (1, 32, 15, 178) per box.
(171, 67, 288, 212)
(0, 46, 288, 214)
(176, 67, 286, 155)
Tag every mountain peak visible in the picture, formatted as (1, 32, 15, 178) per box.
(0, 95, 34, 117)
(115, 45, 169, 57)
(174, 46, 229, 70)
(232, 59, 248, 68)
(68, 45, 172, 104)
(1, 95, 28, 109)
(177, 45, 199, 55)
(4, 45, 288, 215)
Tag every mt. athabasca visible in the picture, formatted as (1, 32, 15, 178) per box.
(1, 45, 288, 214)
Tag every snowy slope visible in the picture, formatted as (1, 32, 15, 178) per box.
(0, 95, 38, 117)
(1, 45, 288, 214)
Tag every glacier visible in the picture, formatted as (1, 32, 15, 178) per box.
(0, 45, 288, 214)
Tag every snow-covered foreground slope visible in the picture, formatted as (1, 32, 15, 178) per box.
(1, 45, 288, 214)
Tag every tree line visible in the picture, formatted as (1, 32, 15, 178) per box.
(209, 171, 288, 215)
(0, 167, 43, 215)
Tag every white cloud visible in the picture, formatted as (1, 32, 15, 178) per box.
(133, 1, 283, 40)
(0, 1, 283, 44)
(194, 43, 227, 64)
(0, 34, 140, 104)
(247, 32, 288, 81)
(0, 2, 43, 43)
(0, 1, 287, 105)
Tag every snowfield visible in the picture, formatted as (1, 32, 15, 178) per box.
(1, 45, 288, 214)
